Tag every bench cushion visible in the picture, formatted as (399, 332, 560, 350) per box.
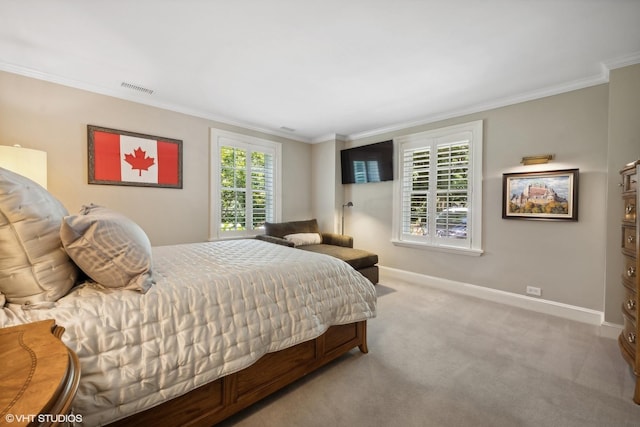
(298, 244, 378, 271)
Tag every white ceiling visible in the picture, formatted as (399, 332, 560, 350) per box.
(1, 1, 639, 142)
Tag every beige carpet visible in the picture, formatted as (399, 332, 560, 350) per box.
(218, 279, 640, 426)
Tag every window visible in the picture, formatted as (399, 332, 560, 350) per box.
(210, 129, 282, 240)
(392, 120, 483, 255)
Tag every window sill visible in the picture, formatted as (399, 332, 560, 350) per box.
(391, 239, 483, 256)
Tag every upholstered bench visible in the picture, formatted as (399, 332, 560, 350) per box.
(256, 219, 378, 284)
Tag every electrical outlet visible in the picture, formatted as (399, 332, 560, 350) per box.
(526, 286, 542, 297)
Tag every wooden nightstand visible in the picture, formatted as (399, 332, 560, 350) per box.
(0, 320, 80, 426)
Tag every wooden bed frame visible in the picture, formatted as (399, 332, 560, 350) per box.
(107, 320, 368, 426)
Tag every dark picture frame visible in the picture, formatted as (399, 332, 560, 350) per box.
(502, 168, 579, 221)
(88, 125, 182, 188)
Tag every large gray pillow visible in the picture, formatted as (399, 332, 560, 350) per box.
(60, 204, 154, 292)
(0, 167, 78, 305)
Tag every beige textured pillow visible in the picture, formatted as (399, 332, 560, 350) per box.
(284, 232, 322, 247)
(60, 204, 154, 292)
(0, 167, 78, 305)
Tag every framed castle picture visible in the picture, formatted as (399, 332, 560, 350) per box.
(502, 169, 578, 221)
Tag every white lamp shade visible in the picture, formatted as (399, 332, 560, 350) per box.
(0, 145, 48, 189)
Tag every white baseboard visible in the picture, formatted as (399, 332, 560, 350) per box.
(600, 322, 624, 340)
(380, 266, 619, 335)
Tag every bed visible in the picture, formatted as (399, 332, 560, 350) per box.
(0, 167, 377, 426)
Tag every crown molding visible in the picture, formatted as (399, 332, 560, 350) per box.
(602, 51, 640, 71)
(0, 61, 311, 144)
(346, 53, 640, 142)
(3, 54, 639, 145)
(345, 71, 608, 142)
(600, 51, 640, 81)
(309, 133, 347, 144)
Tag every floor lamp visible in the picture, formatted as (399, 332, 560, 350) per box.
(341, 202, 353, 235)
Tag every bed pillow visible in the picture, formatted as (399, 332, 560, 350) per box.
(0, 167, 79, 305)
(60, 204, 154, 292)
(284, 232, 322, 247)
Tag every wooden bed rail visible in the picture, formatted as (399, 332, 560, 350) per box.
(107, 320, 368, 427)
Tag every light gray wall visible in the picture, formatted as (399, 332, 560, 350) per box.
(311, 138, 347, 233)
(339, 84, 610, 312)
(0, 71, 312, 246)
(311, 140, 337, 232)
(605, 64, 640, 323)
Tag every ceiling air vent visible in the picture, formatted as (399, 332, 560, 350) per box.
(121, 82, 154, 95)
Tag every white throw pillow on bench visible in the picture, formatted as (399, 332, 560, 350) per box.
(283, 232, 322, 247)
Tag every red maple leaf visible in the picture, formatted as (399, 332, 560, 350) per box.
(124, 147, 155, 176)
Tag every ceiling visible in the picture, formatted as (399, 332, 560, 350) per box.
(1, 1, 639, 143)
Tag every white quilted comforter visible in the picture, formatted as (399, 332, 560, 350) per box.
(0, 239, 377, 425)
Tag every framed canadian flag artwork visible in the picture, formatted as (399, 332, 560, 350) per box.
(88, 125, 182, 188)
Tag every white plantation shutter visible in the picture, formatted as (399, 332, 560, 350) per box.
(210, 129, 281, 240)
(219, 146, 247, 233)
(250, 151, 274, 230)
(401, 147, 430, 237)
(435, 140, 469, 241)
(393, 121, 483, 254)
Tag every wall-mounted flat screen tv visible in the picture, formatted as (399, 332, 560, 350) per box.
(340, 140, 393, 184)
